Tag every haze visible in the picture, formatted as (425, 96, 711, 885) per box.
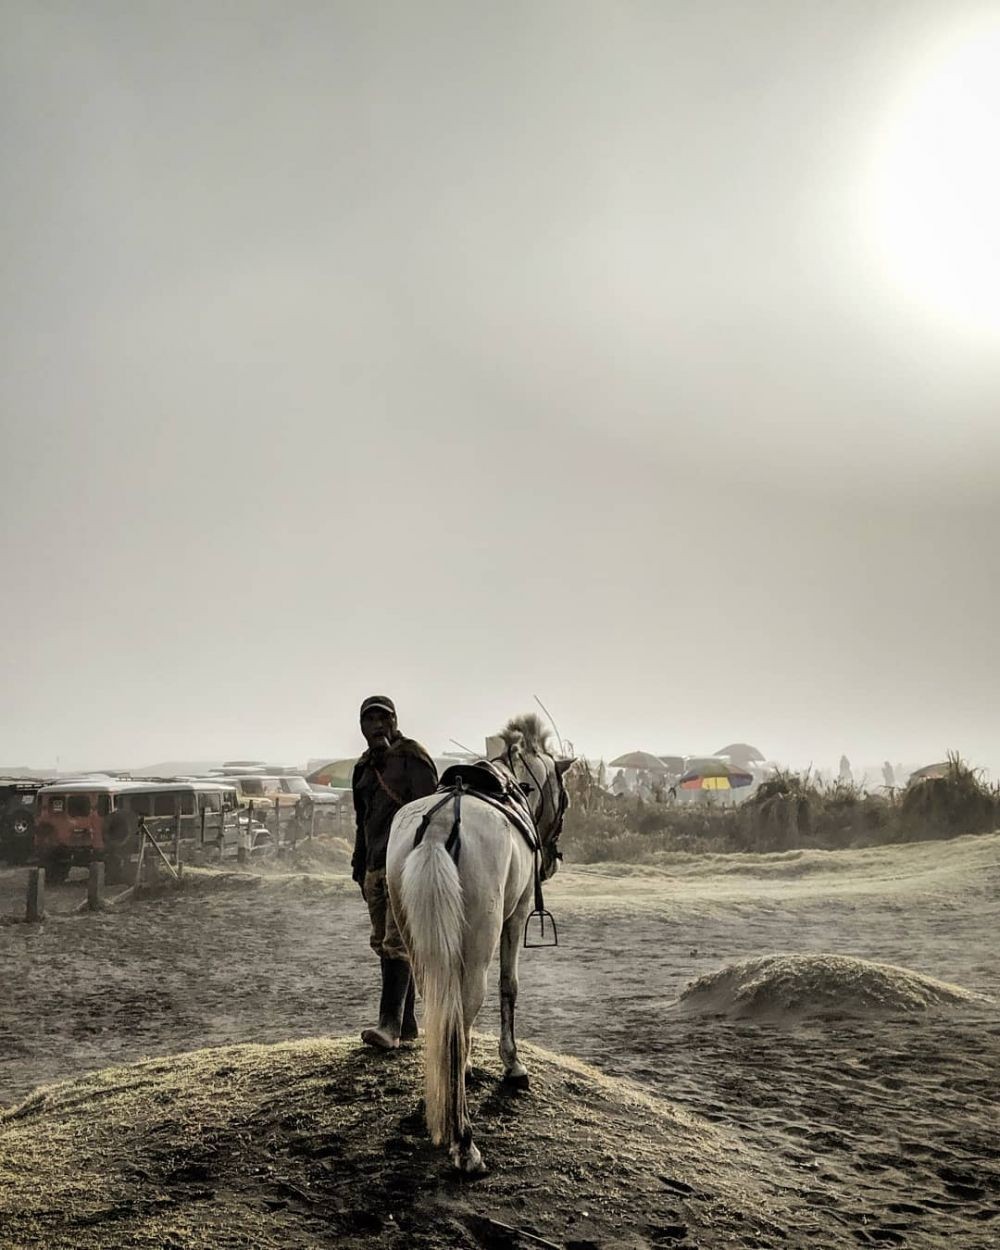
(2, 1, 999, 774)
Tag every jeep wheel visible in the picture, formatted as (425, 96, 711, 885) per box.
(9, 812, 34, 862)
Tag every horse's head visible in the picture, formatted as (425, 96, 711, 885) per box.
(489, 715, 574, 880)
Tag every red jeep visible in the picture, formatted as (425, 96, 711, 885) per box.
(33, 778, 238, 883)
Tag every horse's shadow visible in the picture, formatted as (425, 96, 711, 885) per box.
(396, 1068, 528, 1139)
(476, 1072, 531, 1120)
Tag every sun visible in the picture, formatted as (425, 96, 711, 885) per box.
(866, 18, 1000, 335)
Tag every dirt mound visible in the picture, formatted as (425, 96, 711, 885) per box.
(677, 953, 990, 1019)
(0, 1034, 830, 1249)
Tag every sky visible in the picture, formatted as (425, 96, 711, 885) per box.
(2, 1, 1000, 775)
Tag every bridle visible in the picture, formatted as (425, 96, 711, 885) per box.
(490, 742, 568, 854)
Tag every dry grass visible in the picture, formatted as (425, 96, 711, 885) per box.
(0, 1035, 816, 1249)
(561, 754, 999, 864)
(676, 953, 992, 1019)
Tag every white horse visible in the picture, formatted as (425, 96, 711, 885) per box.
(385, 714, 571, 1173)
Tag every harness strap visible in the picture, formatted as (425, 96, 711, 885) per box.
(411, 780, 547, 916)
(412, 791, 454, 848)
(445, 784, 463, 864)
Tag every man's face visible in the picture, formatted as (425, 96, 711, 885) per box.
(361, 707, 396, 751)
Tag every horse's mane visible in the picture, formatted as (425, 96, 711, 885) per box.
(498, 713, 552, 755)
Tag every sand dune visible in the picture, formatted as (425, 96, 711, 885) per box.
(676, 953, 991, 1018)
(0, 1035, 821, 1249)
(1, 832, 998, 1246)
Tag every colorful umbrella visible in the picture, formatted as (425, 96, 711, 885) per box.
(305, 758, 357, 788)
(679, 760, 754, 791)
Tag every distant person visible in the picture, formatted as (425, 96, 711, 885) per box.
(351, 695, 438, 1050)
(839, 755, 853, 785)
(882, 760, 896, 789)
(611, 768, 628, 798)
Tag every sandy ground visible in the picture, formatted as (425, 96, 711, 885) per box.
(1, 834, 998, 1248)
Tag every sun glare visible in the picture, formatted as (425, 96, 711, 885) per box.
(867, 19, 1000, 335)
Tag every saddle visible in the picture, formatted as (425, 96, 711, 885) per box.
(437, 760, 537, 851)
(438, 759, 509, 797)
(413, 759, 557, 949)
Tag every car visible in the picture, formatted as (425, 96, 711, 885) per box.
(33, 778, 243, 884)
(0, 778, 51, 864)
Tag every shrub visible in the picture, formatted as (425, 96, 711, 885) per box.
(559, 752, 998, 864)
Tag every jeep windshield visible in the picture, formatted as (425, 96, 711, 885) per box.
(279, 777, 310, 795)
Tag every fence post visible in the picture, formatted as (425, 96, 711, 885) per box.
(134, 817, 148, 890)
(309, 805, 316, 841)
(87, 861, 105, 911)
(238, 802, 251, 865)
(173, 809, 181, 866)
(217, 811, 225, 861)
(200, 805, 207, 850)
(26, 867, 45, 923)
(273, 800, 281, 855)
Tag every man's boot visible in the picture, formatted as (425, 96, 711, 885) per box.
(361, 958, 411, 1050)
(400, 976, 418, 1043)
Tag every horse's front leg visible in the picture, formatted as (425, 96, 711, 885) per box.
(499, 907, 530, 1088)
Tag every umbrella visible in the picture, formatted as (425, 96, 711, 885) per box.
(907, 762, 952, 784)
(714, 742, 766, 767)
(609, 751, 669, 772)
(680, 760, 754, 791)
(305, 758, 357, 788)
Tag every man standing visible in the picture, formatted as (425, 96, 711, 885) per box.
(351, 695, 438, 1049)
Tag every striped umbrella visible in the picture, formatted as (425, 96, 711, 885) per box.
(679, 760, 755, 791)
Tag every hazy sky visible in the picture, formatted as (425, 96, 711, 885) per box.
(3, 1, 1000, 774)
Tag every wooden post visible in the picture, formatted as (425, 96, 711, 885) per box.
(309, 804, 316, 841)
(217, 811, 226, 861)
(26, 867, 45, 923)
(200, 805, 207, 849)
(238, 802, 251, 865)
(87, 861, 105, 911)
(134, 818, 148, 889)
(273, 799, 281, 854)
(172, 807, 181, 865)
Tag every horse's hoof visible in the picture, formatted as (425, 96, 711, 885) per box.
(502, 1070, 530, 1091)
(451, 1141, 486, 1175)
(361, 1027, 399, 1050)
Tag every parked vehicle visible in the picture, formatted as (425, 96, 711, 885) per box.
(33, 778, 241, 884)
(0, 778, 50, 864)
(292, 781, 349, 830)
(202, 773, 279, 813)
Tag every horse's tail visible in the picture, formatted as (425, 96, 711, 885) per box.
(399, 839, 466, 1147)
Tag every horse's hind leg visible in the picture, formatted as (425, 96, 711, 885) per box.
(499, 911, 529, 1088)
(450, 960, 489, 1174)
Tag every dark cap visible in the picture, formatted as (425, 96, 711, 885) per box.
(360, 695, 396, 719)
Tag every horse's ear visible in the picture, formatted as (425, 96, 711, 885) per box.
(555, 757, 575, 777)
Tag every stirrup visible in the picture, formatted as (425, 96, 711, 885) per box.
(524, 907, 558, 948)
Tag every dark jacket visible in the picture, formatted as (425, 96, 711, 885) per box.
(351, 735, 438, 879)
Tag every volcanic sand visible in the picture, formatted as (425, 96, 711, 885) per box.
(0, 832, 998, 1248)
